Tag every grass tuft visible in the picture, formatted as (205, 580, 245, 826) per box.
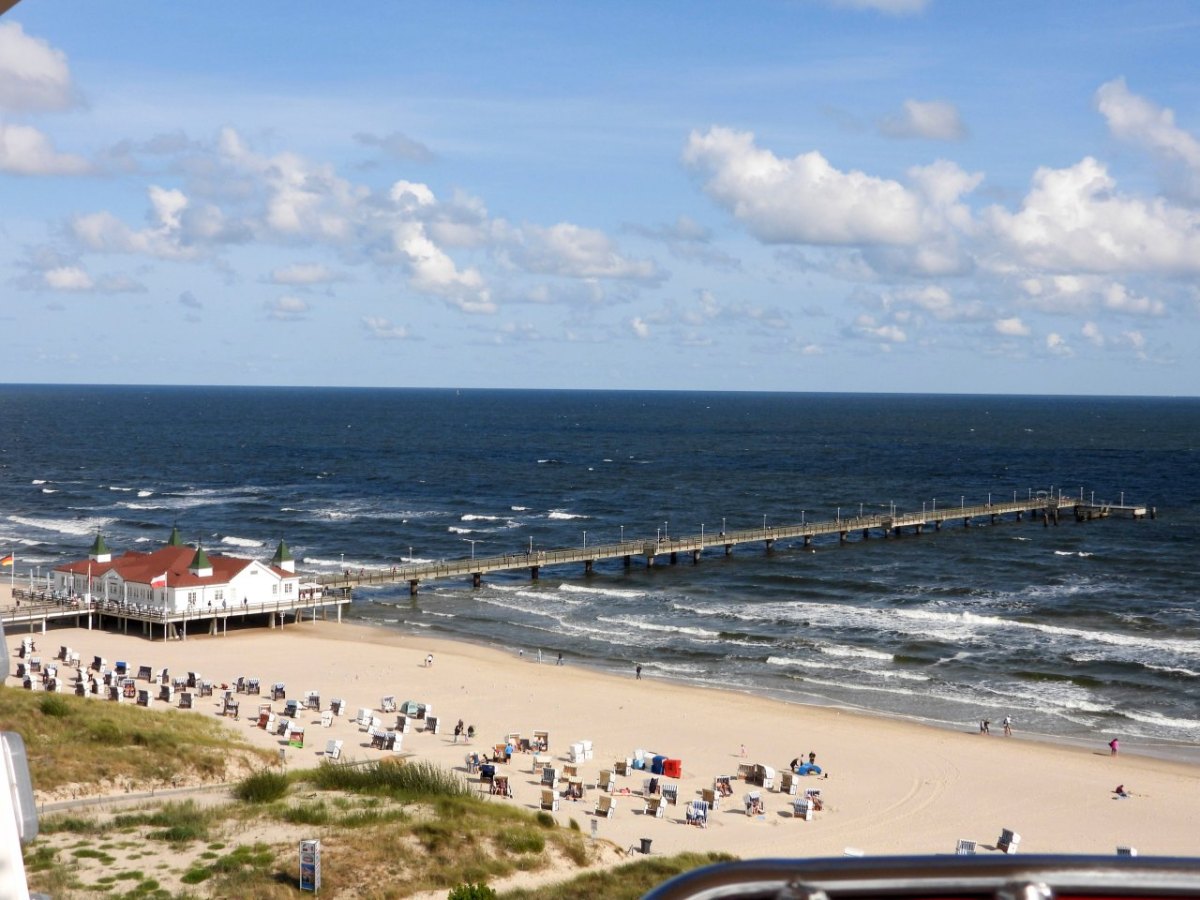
(234, 769, 290, 803)
(304, 759, 471, 798)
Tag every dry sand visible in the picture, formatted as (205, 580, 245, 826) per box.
(5, 604, 1197, 864)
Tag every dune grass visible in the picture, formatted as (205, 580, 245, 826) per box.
(500, 852, 737, 900)
(0, 687, 271, 791)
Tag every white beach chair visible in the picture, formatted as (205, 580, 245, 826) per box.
(685, 799, 708, 827)
(1117, 846, 1138, 856)
(569, 741, 585, 764)
(643, 796, 664, 818)
(955, 839, 977, 855)
(581, 739, 593, 760)
(744, 791, 765, 816)
(325, 739, 343, 760)
(380, 695, 397, 713)
(595, 795, 616, 819)
(599, 769, 615, 793)
(997, 829, 1021, 854)
(356, 707, 372, 728)
(541, 788, 560, 812)
(320, 710, 333, 728)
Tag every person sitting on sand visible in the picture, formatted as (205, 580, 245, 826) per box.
(1114, 784, 1129, 798)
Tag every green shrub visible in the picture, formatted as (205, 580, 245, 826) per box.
(448, 884, 498, 900)
(234, 769, 290, 804)
(306, 760, 471, 799)
(535, 811, 556, 828)
(496, 829, 545, 854)
(39, 695, 71, 718)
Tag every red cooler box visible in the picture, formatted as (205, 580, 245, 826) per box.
(662, 758, 682, 779)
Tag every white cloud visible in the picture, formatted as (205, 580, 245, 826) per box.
(1045, 332, 1072, 356)
(1081, 321, 1105, 347)
(0, 122, 90, 175)
(362, 316, 410, 339)
(683, 126, 924, 245)
(852, 314, 907, 343)
(629, 317, 650, 339)
(391, 221, 494, 313)
(1096, 78, 1200, 171)
(1018, 275, 1166, 318)
(508, 222, 659, 281)
(43, 266, 92, 291)
(71, 184, 200, 259)
(1117, 330, 1149, 360)
(265, 295, 310, 321)
(994, 316, 1029, 337)
(984, 156, 1200, 273)
(269, 263, 344, 285)
(218, 127, 365, 243)
(880, 99, 967, 141)
(0, 22, 78, 112)
(1101, 282, 1165, 317)
(627, 215, 742, 270)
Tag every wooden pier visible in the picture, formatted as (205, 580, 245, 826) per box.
(2, 491, 1150, 634)
(315, 492, 1152, 597)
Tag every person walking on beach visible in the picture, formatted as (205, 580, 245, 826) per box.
(980, 718, 991, 734)
(556, 652, 563, 666)
(1003, 716, 1013, 736)
(453, 720, 463, 743)
(635, 664, 642, 680)
(1109, 737, 1119, 756)
(425, 653, 434, 668)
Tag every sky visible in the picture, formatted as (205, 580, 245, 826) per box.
(1, 1, 1199, 395)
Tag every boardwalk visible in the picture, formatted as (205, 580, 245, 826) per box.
(317, 492, 1151, 596)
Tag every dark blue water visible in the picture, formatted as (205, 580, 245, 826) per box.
(2, 386, 1197, 758)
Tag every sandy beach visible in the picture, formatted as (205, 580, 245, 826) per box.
(4, 588, 1197, 864)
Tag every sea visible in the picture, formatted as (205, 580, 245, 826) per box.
(1, 386, 1197, 761)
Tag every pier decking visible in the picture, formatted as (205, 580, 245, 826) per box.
(317, 492, 1151, 597)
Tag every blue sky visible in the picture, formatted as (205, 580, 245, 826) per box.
(2, 1, 1198, 394)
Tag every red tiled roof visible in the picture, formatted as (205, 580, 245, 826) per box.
(55, 546, 293, 588)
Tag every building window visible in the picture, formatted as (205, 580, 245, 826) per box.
(214, 590, 224, 602)
(284, 582, 293, 594)
(187, 591, 197, 604)
(272, 584, 278, 595)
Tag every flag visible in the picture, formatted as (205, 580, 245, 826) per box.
(0, 553, 13, 567)
(150, 571, 168, 589)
